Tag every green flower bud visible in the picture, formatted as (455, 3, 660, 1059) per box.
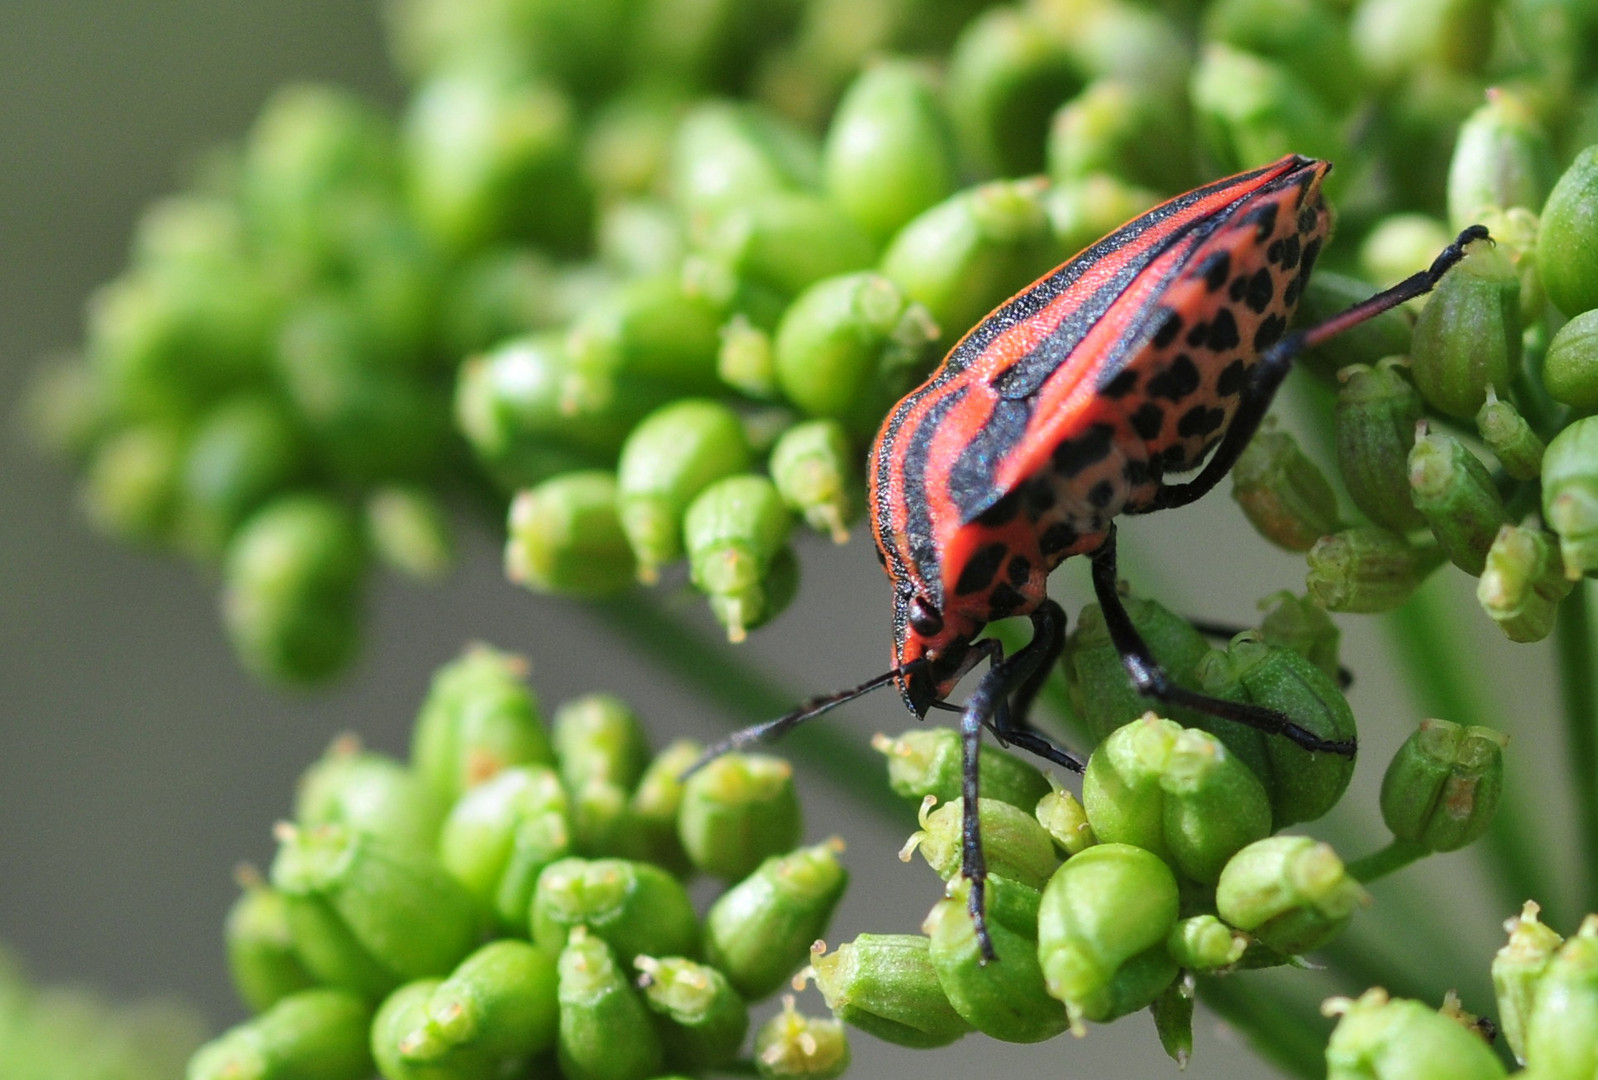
(1409, 424, 1508, 575)
(550, 692, 649, 796)
(1476, 390, 1546, 481)
(1036, 787, 1096, 857)
(132, 193, 249, 275)
(678, 752, 802, 880)
(717, 316, 778, 399)
(1351, 0, 1496, 84)
(222, 494, 367, 684)
(582, 90, 681, 200)
(1525, 916, 1598, 1079)
(411, 644, 553, 804)
(1257, 590, 1342, 684)
(19, 355, 107, 463)
(1195, 636, 1357, 827)
(531, 856, 699, 966)
(1216, 836, 1367, 955)
(596, 198, 685, 281)
(1411, 241, 1521, 420)
(271, 823, 480, 997)
(1361, 215, 1458, 291)
(1494, 901, 1564, 1065)
(79, 422, 187, 545)
(1447, 88, 1557, 229)
(1082, 715, 1273, 883)
(1294, 271, 1416, 381)
(440, 248, 564, 357)
(377, 941, 559, 1078)
(177, 395, 307, 559)
(774, 273, 938, 439)
(1190, 45, 1344, 183)
(1475, 205, 1544, 323)
(1152, 974, 1196, 1068)
(617, 400, 753, 580)
(438, 764, 570, 935)
(683, 475, 795, 641)
(1032, 0, 1190, 101)
(925, 875, 1067, 1043)
(946, 6, 1079, 177)
(1323, 988, 1507, 1080)
(754, 997, 850, 1079)
(506, 471, 637, 597)
(1537, 145, 1598, 317)
(1231, 420, 1343, 552)
(226, 869, 317, 1014)
(1063, 596, 1212, 745)
(705, 840, 849, 1000)
(1203, 0, 1360, 110)
(186, 989, 373, 1080)
(1543, 416, 1598, 578)
(1168, 915, 1248, 973)
(1478, 524, 1574, 643)
(1544, 308, 1598, 410)
(296, 736, 446, 854)
(629, 740, 702, 876)
(454, 334, 659, 492)
(1380, 718, 1508, 852)
(874, 727, 1053, 812)
(635, 955, 748, 1070)
(364, 486, 453, 582)
(704, 194, 878, 305)
(1336, 358, 1426, 532)
(879, 179, 1056, 352)
(670, 103, 820, 221)
(556, 929, 665, 1080)
(823, 59, 959, 245)
(811, 934, 971, 1048)
(1307, 526, 1444, 614)
(567, 275, 725, 396)
(1044, 173, 1163, 260)
(907, 796, 1062, 889)
(1036, 843, 1180, 1029)
(769, 419, 860, 544)
(1047, 79, 1194, 193)
(403, 74, 589, 257)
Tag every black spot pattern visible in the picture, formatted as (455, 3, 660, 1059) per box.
(1147, 354, 1200, 401)
(975, 489, 1021, 526)
(1007, 555, 1031, 586)
(1100, 368, 1139, 398)
(1244, 202, 1278, 239)
(1301, 236, 1322, 276)
(1298, 206, 1318, 234)
(1178, 405, 1226, 437)
(1123, 458, 1152, 487)
(1217, 359, 1246, 396)
(1196, 251, 1230, 291)
(1283, 275, 1302, 307)
(1131, 402, 1165, 440)
(1186, 320, 1210, 347)
(1088, 480, 1115, 508)
(1024, 481, 1055, 516)
(1244, 268, 1273, 313)
(987, 583, 1025, 616)
(1255, 314, 1287, 352)
(1040, 522, 1078, 555)
(1052, 423, 1115, 476)
(1229, 274, 1249, 302)
(955, 542, 1007, 595)
(1152, 310, 1183, 348)
(1208, 308, 1240, 351)
(1280, 234, 1301, 269)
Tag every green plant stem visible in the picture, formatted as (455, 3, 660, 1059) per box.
(1557, 580, 1598, 910)
(1197, 975, 1327, 1079)
(591, 595, 906, 821)
(1345, 838, 1429, 883)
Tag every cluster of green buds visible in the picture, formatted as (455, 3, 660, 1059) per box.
(192, 643, 855, 1080)
(0, 944, 206, 1080)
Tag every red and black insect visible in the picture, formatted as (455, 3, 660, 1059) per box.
(699, 154, 1488, 957)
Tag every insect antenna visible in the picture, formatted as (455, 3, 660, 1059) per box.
(683, 659, 931, 778)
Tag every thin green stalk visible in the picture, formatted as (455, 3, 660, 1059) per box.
(1557, 581, 1598, 910)
(1345, 838, 1429, 884)
(1196, 974, 1328, 1079)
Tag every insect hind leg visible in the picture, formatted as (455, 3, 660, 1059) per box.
(1089, 526, 1356, 756)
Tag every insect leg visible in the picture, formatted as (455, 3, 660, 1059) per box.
(1089, 526, 1356, 756)
(986, 600, 1084, 773)
(1185, 617, 1353, 688)
(1154, 224, 1490, 512)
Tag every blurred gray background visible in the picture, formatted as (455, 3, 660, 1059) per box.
(0, 5, 1575, 1078)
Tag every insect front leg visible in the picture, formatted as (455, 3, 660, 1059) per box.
(1088, 526, 1356, 756)
(985, 600, 1084, 773)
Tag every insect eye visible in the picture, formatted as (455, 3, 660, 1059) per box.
(908, 595, 944, 636)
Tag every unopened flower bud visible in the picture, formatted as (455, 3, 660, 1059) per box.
(1476, 390, 1545, 481)
(566, 274, 725, 397)
(1447, 88, 1556, 230)
(1216, 836, 1367, 955)
(635, 955, 748, 1071)
(1537, 145, 1598, 317)
(705, 840, 848, 1000)
(1351, 0, 1495, 84)
(1336, 359, 1426, 531)
(629, 740, 702, 876)
(617, 399, 753, 580)
(1036, 787, 1096, 858)
(946, 7, 1078, 177)
(1307, 526, 1443, 614)
(1479, 524, 1575, 643)
(754, 997, 850, 1079)
(1524, 915, 1598, 1078)
(531, 857, 699, 968)
(1063, 596, 1212, 745)
(1543, 416, 1598, 579)
(1411, 240, 1521, 420)
(364, 486, 454, 582)
(1257, 590, 1342, 684)
(684, 476, 796, 641)
(225, 870, 316, 1014)
(1047, 78, 1193, 193)
(411, 644, 552, 804)
(506, 471, 637, 597)
(1380, 718, 1508, 853)
(437, 764, 570, 935)
(1044, 174, 1162, 259)
(1037, 842, 1180, 1028)
(811, 934, 971, 1048)
(1361, 216, 1456, 291)
(1167, 915, 1248, 973)
(295, 737, 445, 854)
(1190, 45, 1343, 179)
(873, 727, 1052, 812)
(552, 692, 650, 793)
(1293, 271, 1414, 380)
(179, 395, 307, 560)
(678, 753, 802, 880)
(906, 796, 1060, 890)
(704, 194, 877, 302)
(1323, 987, 1507, 1080)
(186, 988, 373, 1080)
(1544, 308, 1598, 411)
(556, 929, 664, 1080)
(1494, 901, 1564, 1064)
(1408, 424, 1507, 575)
(670, 103, 819, 220)
(1232, 421, 1343, 552)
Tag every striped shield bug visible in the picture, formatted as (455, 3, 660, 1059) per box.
(695, 155, 1489, 958)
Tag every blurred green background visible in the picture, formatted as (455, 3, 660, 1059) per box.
(0, 4, 1572, 1077)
